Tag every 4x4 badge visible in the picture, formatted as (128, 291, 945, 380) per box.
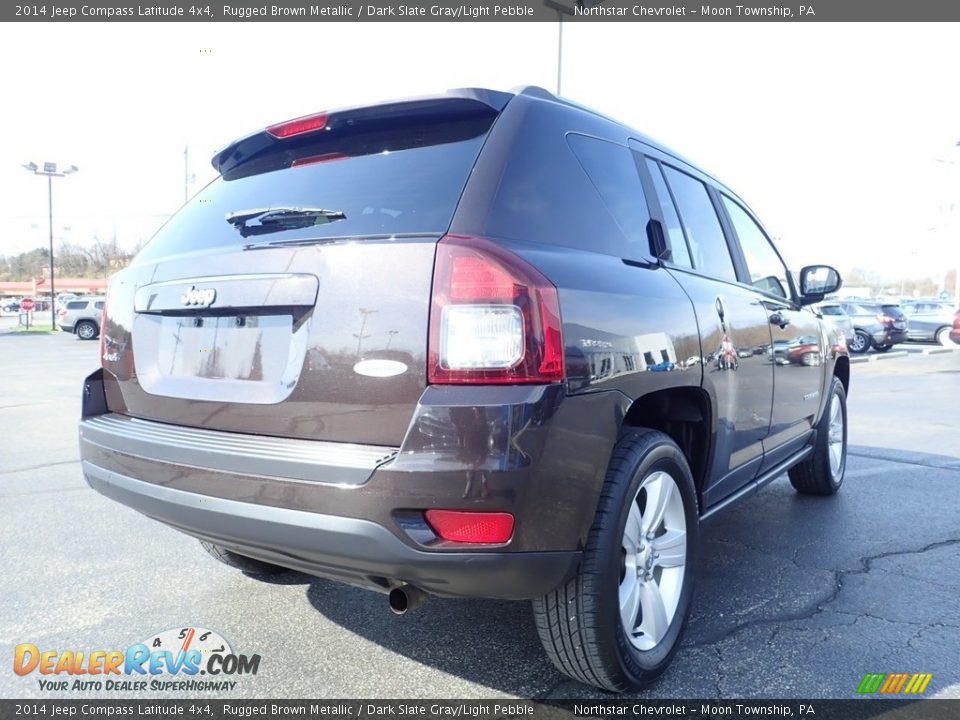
(181, 286, 217, 308)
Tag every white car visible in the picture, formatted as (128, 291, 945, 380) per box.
(57, 296, 105, 339)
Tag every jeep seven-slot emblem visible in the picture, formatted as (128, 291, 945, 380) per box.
(181, 286, 217, 308)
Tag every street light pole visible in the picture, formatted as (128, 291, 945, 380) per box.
(47, 173, 55, 330)
(22, 161, 79, 330)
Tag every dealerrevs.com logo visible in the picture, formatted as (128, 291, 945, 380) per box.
(13, 627, 261, 692)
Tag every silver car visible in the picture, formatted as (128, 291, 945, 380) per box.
(816, 302, 855, 346)
(901, 300, 957, 345)
(57, 296, 105, 340)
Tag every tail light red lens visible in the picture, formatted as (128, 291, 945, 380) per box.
(266, 111, 329, 139)
(424, 510, 515, 544)
(98, 296, 109, 365)
(428, 235, 564, 385)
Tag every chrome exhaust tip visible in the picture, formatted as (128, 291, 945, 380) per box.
(389, 585, 429, 615)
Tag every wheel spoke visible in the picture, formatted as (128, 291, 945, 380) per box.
(623, 501, 643, 554)
(652, 528, 686, 568)
(637, 579, 669, 645)
(619, 573, 641, 635)
(642, 473, 672, 534)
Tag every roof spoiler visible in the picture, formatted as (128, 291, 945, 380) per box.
(211, 87, 514, 175)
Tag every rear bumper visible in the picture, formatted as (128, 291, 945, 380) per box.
(81, 459, 579, 599)
(871, 328, 908, 346)
(78, 369, 627, 599)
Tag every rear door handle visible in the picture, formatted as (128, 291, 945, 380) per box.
(769, 311, 790, 329)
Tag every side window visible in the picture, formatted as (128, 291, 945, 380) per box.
(94, 301, 105, 310)
(721, 195, 790, 299)
(661, 166, 737, 282)
(567, 134, 651, 261)
(643, 158, 692, 268)
(66, 301, 86, 310)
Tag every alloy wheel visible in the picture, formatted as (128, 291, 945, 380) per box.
(619, 470, 687, 651)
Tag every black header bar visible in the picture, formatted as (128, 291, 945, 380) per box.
(5, 0, 960, 22)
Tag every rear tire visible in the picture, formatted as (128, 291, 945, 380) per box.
(936, 327, 954, 347)
(532, 429, 698, 692)
(872, 343, 892, 353)
(849, 330, 870, 354)
(75, 320, 98, 340)
(199, 540, 289, 577)
(789, 377, 847, 496)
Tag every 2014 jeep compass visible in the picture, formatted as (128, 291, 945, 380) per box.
(79, 87, 850, 692)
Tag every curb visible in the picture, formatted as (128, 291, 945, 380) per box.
(874, 350, 910, 361)
(851, 347, 958, 364)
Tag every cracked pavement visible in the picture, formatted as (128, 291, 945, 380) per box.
(1, 332, 958, 700)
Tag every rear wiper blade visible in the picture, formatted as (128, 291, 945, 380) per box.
(226, 207, 346, 238)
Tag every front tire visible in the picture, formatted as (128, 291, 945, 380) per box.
(533, 429, 698, 692)
(788, 377, 847, 495)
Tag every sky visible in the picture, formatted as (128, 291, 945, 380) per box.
(0, 22, 958, 285)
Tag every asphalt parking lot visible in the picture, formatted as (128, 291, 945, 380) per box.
(1, 324, 959, 700)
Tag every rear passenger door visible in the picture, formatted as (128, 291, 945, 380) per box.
(717, 194, 824, 471)
(638, 151, 774, 508)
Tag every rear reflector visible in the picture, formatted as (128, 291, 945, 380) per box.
(266, 112, 329, 139)
(424, 510, 515, 544)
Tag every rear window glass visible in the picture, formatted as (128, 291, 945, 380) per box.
(136, 118, 492, 263)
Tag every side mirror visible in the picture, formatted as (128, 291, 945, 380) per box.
(798, 265, 842, 305)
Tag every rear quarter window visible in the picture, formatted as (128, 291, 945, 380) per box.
(66, 301, 87, 310)
(566, 134, 651, 261)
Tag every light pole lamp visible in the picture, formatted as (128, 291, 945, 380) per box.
(22, 161, 79, 330)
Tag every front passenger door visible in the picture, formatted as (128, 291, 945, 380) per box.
(719, 195, 824, 470)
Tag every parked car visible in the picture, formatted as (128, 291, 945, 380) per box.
(55, 293, 79, 310)
(900, 300, 957, 345)
(77, 87, 850, 693)
(58, 296, 105, 339)
(1, 298, 22, 313)
(840, 302, 909, 353)
(952, 308, 960, 345)
(815, 302, 855, 346)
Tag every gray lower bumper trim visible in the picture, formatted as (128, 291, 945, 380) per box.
(80, 414, 396, 485)
(82, 460, 580, 600)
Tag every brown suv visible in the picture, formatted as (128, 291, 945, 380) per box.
(79, 87, 849, 692)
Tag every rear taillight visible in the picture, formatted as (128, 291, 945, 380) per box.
(427, 235, 564, 385)
(424, 510, 515, 544)
(99, 296, 109, 365)
(265, 111, 329, 139)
